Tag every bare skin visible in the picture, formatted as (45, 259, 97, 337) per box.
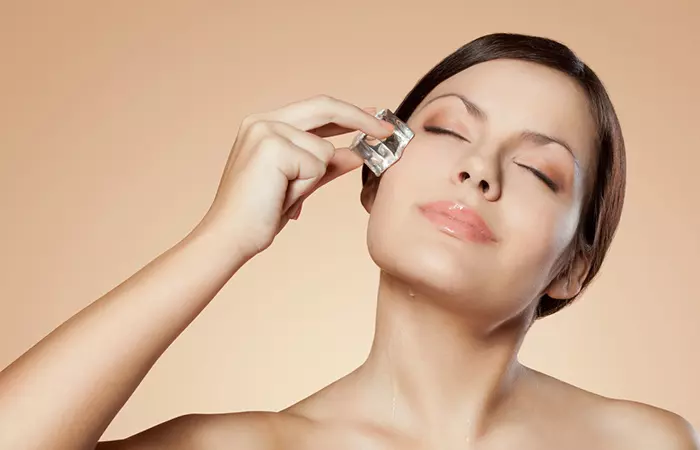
(0, 62, 697, 450)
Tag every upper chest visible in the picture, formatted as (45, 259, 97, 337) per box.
(271, 420, 615, 450)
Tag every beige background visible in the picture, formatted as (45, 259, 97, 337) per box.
(1, 0, 699, 440)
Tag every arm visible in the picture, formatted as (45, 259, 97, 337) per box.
(0, 225, 249, 450)
(96, 413, 276, 450)
(0, 95, 392, 450)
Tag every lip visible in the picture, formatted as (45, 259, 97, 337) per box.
(418, 200, 497, 244)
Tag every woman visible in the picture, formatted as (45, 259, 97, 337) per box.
(0, 33, 696, 449)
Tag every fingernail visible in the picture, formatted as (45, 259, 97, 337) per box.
(363, 107, 377, 115)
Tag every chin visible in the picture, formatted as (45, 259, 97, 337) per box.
(367, 237, 536, 324)
(370, 237, 486, 299)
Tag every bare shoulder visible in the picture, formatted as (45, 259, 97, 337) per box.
(97, 410, 312, 450)
(596, 398, 698, 449)
(528, 370, 700, 450)
(526, 369, 698, 449)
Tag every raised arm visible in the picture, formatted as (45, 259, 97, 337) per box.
(0, 95, 394, 450)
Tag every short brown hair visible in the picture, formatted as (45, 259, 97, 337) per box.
(362, 33, 627, 319)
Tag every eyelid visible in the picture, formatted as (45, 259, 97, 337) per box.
(514, 162, 559, 192)
(423, 125, 471, 143)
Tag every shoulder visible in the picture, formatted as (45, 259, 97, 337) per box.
(524, 370, 697, 449)
(98, 411, 314, 450)
(596, 399, 698, 450)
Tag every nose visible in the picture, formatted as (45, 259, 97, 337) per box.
(452, 153, 502, 201)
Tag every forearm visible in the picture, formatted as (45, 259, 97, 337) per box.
(0, 224, 248, 450)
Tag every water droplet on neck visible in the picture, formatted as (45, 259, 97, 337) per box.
(408, 288, 415, 298)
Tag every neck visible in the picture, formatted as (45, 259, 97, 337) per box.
(354, 271, 534, 440)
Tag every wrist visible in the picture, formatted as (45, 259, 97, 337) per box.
(184, 217, 256, 270)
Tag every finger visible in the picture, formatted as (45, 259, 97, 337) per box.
(315, 147, 364, 189)
(264, 95, 395, 140)
(284, 148, 364, 217)
(288, 199, 303, 220)
(277, 142, 327, 212)
(269, 121, 335, 164)
(307, 107, 379, 138)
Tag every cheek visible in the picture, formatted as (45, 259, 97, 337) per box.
(365, 142, 440, 263)
(501, 195, 579, 269)
(381, 133, 459, 187)
(365, 166, 414, 249)
(372, 137, 434, 212)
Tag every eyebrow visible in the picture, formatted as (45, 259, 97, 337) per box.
(424, 93, 488, 121)
(421, 92, 580, 167)
(519, 130, 580, 168)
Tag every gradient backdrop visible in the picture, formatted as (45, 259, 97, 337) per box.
(1, 0, 698, 440)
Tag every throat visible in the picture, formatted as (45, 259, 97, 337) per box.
(356, 272, 530, 437)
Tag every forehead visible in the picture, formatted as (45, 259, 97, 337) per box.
(415, 59, 597, 169)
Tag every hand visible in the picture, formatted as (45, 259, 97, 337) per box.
(198, 95, 395, 259)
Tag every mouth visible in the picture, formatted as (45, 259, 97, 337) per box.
(417, 200, 497, 244)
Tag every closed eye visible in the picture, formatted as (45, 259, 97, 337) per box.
(423, 125, 471, 143)
(515, 162, 559, 192)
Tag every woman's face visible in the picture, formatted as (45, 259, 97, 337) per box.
(364, 59, 597, 322)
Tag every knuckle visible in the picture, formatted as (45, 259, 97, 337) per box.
(240, 113, 260, 129)
(313, 94, 337, 105)
(311, 158, 327, 177)
(320, 140, 335, 159)
(246, 119, 274, 138)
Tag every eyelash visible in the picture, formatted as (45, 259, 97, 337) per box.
(515, 163, 559, 192)
(424, 126, 559, 193)
(423, 125, 470, 142)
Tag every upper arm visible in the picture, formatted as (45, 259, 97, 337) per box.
(96, 412, 277, 450)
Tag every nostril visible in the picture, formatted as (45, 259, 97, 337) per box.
(479, 180, 490, 193)
(459, 171, 470, 182)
